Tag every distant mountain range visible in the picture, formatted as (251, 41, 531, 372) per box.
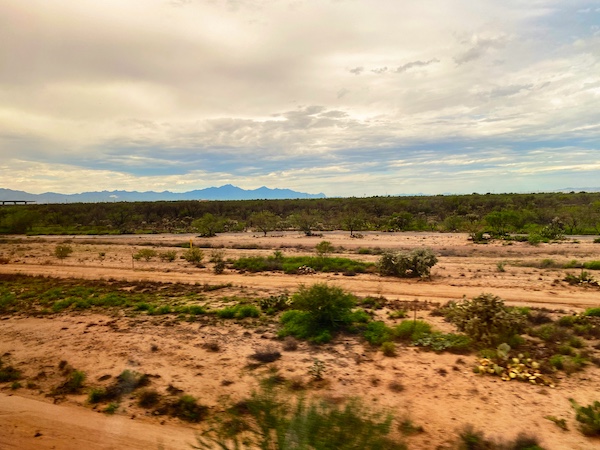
(0, 185, 326, 204)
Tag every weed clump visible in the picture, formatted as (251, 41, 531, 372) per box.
(88, 370, 150, 404)
(0, 358, 21, 382)
(570, 399, 600, 436)
(250, 345, 282, 363)
(195, 384, 406, 449)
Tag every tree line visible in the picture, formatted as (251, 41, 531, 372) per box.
(1, 191, 600, 236)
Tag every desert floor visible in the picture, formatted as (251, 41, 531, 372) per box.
(0, 231, 599, 449)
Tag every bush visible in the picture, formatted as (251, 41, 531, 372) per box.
(291, 283, 356, 329)
(171, 395, 207, 422)
(183, 247, 204, 266)
(159, 250, 177, 262)
(315, 240, 335, 257)
(0, 358, 21, 382)
(570, 399, 600, 436)
(137, 389, 161, 408)
(381, 341, 396, 357)
(378, 248, 437, 278)
(363, 321, 395, 346)
(394, 320, 432, 341)
(54, 244, 73, 260)
(55, 369, 86, 394)
(446, 294, 525, 347)
(133, 248, 157, 261)
(584, 307, 600, 317)
(259, 293, 291, 313)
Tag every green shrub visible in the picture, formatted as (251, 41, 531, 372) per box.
(55, 369, 86, 394)
(54, 244, 73, 259)
(159, 250, 177, 262)
(363, 321, 395, 346)
(583, 260, 600, 270)
(291, 283, 356, 329)
(235, 304, 260, 319)
(446, 294, 525, 347)
(394, 320, 432, 342)
(584, 307, 600, 317)
(278, 284, 361, 343)
(216, 307, 237, 319)
(315, 240, 335, 257)
(381, 341, 397, 356)
(259, 293, 291, 313)
(133, 248, 157, 261)
(88, 387, 106, 404)
(570, 399, 600, 436)
(530, 324, 570, 343)
(183, 247, 204, 266)
(378, 248, 437, 278)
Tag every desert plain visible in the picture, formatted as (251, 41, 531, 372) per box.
(0, 231, 599, 449)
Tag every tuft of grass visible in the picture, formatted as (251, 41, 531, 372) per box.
(570, 399, 600, 436)
(544, 415, 568, 431)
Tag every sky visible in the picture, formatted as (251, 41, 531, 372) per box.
(1, 0, 599, 197)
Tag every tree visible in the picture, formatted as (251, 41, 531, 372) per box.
(250, 211, 279, 236)
(387, 212, 413, 231)
(341, 212, 365, 237)
(192, 213, 224, 237)
(290, 210, 322, 236)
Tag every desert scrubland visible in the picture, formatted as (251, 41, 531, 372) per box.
(1, 231, 599, 449)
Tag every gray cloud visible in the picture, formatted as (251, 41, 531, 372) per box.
(395, 59, 440, 73)
(349, 66, 364, 75)
(454, 35, 508, 65)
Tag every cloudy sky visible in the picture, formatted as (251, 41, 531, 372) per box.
(1, 0, 599, 197)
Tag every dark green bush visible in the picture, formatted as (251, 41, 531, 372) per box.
(291, 283, 356, 329)
(279, 284, 361, 343)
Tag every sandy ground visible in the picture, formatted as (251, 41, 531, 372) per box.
(0, 231, 599, 449)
